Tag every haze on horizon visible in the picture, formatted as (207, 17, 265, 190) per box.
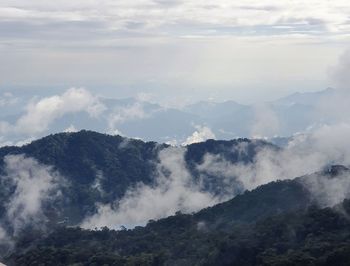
(1, 0, 350, 105)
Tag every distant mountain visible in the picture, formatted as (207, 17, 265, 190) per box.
(183, 88, 335, 139)
(0, 88, 340, 146)
(274, 87, 335, 106)
(184, 100, 247, 119)
(37, 98, 201, 144)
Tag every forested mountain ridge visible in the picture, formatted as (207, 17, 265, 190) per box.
(0, 130, 272, 187)
(5, 173, 350, 266)
(0, 131, 274, 236)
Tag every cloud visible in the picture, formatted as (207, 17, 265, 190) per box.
(251, 103, 279, 138)
(0, 137, 34, 148)
(182, 125, 216, 145)
(255, 124, 350, 188)
(196, 144, 251, 197)
(303, 169, 350, 207)
(0, 1, 346, 108)
(107, 99, 164, 136)
(16, 87, 105, 135)
(197, 123, 350, 207)
(1, 155, 63, 236)
(82, 122, 350, 230)
(1, 1, 349, 39)
(64, 124, 78, 133)
(107, 102, 150, 135)
(81, 147, 220, 229)
(91, 170, 106, 197)
(330, 48, 350, 90)
(0, 225, 11, 249)
(0, 92, 19, 107)
(0, 87, 105, 137)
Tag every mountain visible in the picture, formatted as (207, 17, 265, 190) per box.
(0, 131, 163, 224)
(184, 100, 247, 120)
(0, 131, 274, 237)
(274, 87, 335, 106)
(5, 167, 350, 266)
(0, 88, 340, 146)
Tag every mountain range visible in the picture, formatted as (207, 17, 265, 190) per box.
(0, 88, 339, 146)
(0, 130, 349, 265)
(0, 131, 273, 232)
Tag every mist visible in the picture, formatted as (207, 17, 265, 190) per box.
(81, 147, 221, 229)
(0, 155, 63, 244)
(81, 120, 350, 230)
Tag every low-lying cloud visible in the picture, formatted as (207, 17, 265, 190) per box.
(0, 155, 63, 239)
(182, 125, 216, 145)
(81, 147, 220, 229)
(82, 119, 350, 229)
(330, 48, 350, 91)
(251, 103, 280, 138)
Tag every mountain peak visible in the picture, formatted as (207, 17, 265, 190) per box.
(275, 87, 336, 106)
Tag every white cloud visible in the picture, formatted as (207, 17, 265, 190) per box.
(1, 1, 350, 38)
(91, 170, 106, 197)
(251, 103, 279, 138)
(108, 102, 147, 129)
(193, 123, 350, 209)
(303, 170, 350, 207)
(330, 48, 350, 90)
(0, 1, 346, 106)
(0, 87, 105, 137)
(0, 137, 34, 148)
(182, 125, 216, 145)
(107, 101, 161, 135)
(82, 121, 350, 230)
(64, 124, 78, 133)
(0, 225, 11, 246)
(0, 92, 18, 107)
(2, 155, 63, 235)
(81, 147, 220, 229)
(16, 87, 104, 135)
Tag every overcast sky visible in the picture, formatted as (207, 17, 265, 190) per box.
(1, 0, 349, 104)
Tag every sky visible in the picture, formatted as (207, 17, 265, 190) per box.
(1, 0, 350, 104)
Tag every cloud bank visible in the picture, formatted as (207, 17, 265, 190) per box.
(1, 0, 350, 40)
(0, 87, 105, 140)
(81, 147, 221, 229)
(182, 125, 216, 145)
(0, 155, 63, 238)
(82, 122, 350, 230)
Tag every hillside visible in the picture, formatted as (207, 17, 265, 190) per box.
(0, 131, 274, 240)
(5, 171, 350, 266)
